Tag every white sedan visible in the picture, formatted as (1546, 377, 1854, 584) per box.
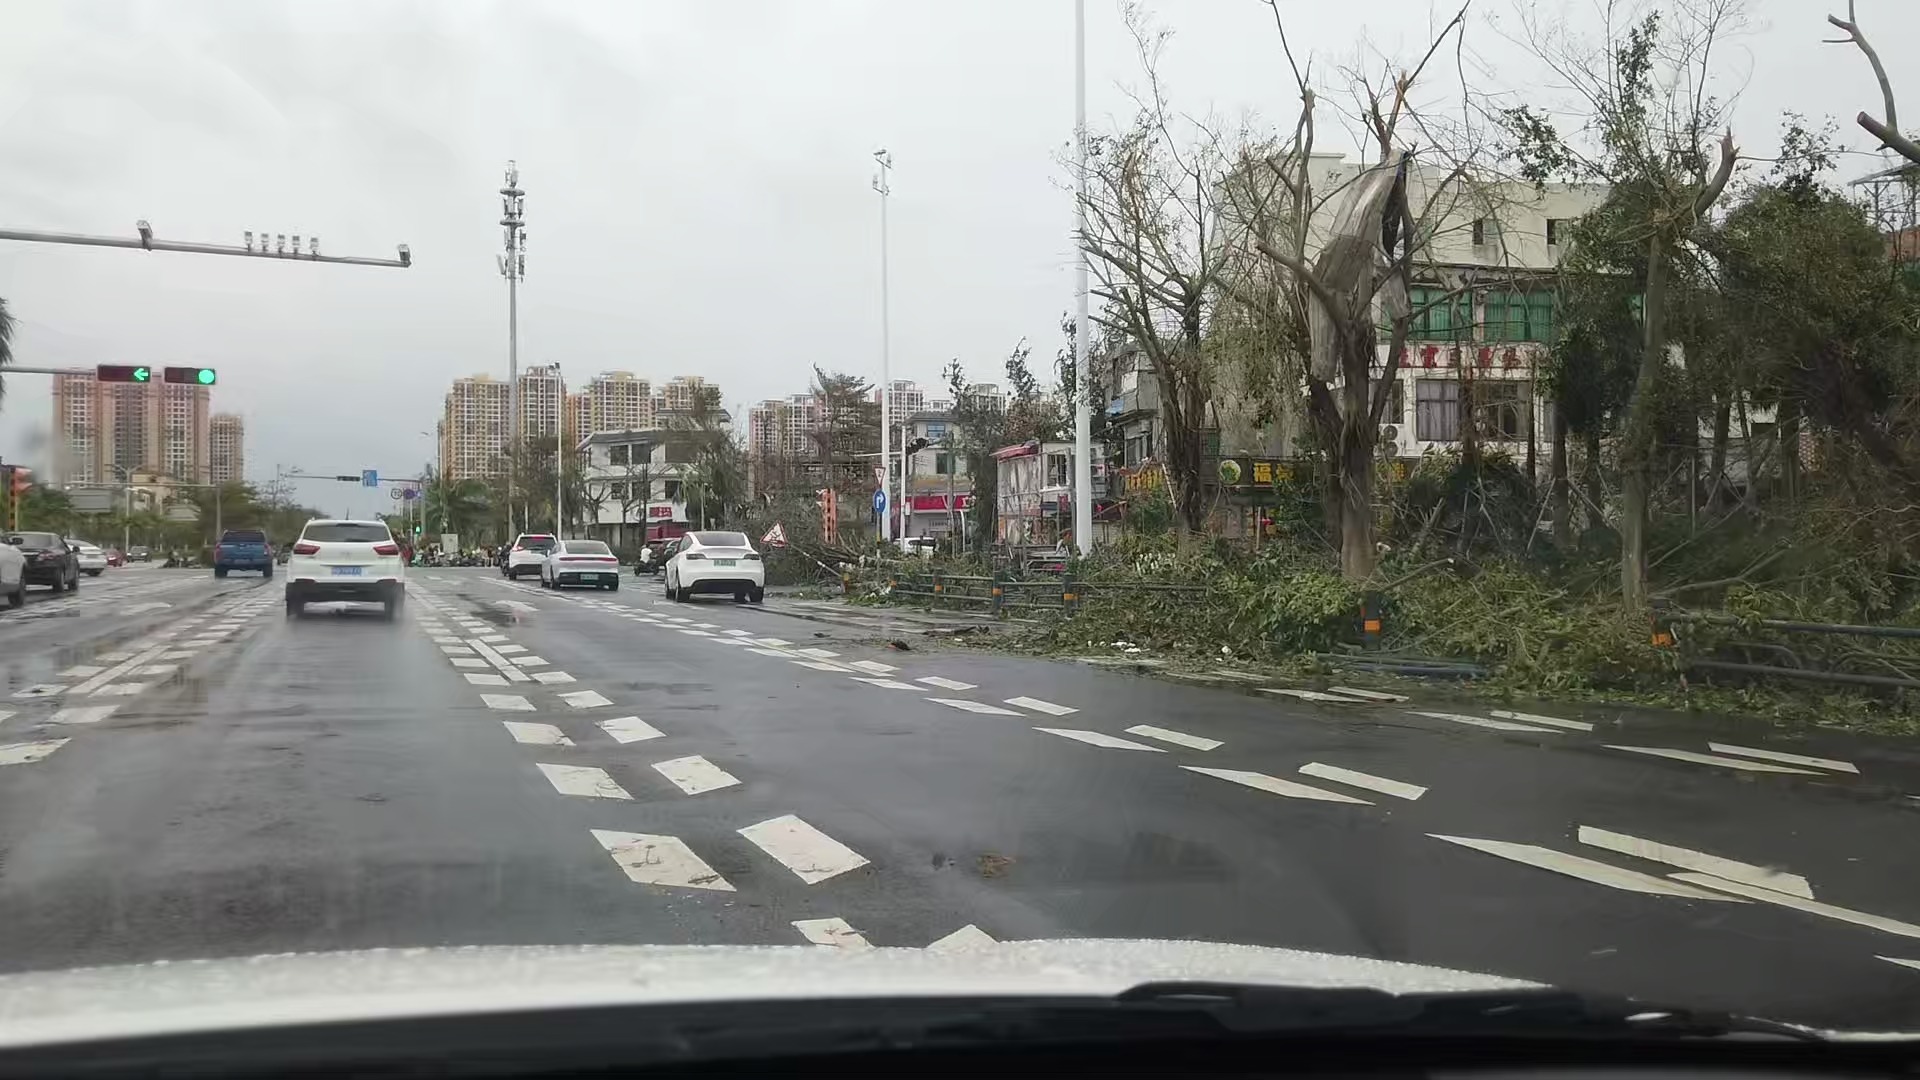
(74, 542, 109, 576)
(541, 539, 622, 591)
(664, 530, 764, 604)
(0, 541, 23, 609)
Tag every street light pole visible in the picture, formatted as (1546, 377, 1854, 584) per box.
(1072, 0, 1095, 556)
(872, 149, 893, 545)
(499, 161, 527, 537)
(555, 365, 566, 536)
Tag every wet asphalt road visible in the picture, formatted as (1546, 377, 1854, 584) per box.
(0, 565, 1917, 1029)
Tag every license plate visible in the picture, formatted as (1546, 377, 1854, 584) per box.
(331, 565, 363, 576)
(714, 559, 736, 567)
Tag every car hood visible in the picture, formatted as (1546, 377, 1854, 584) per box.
(0, 939, 1534, 1049)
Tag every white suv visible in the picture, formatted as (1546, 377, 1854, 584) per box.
(502, 533, 556, 579)
(664, 530, 765, 604)
(285, 519, 406, 619)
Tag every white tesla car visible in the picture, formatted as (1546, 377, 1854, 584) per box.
(541, 539, 622, 591)
(663, 530, 764, 604)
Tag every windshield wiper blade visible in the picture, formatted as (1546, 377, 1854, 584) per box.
(1113, 982, 1827, 1042)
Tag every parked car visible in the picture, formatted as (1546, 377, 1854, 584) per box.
(8, 532, 80, 593)
(284, 519, 406, 619)
(501, 533, 556, 579)
(213, 529, 273, 578)
(126, 545, 152, 563)
(73, 542, 109, 576)
(0, 540, 24, 608)
(541, 538, 622, 591)
(105, 548, 126, 568)
(664, 530, 764, 604)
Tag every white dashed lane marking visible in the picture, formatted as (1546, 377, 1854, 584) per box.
(1491, 709, 1591, 731)
(845, 659, 895, 675)
(1125, 724, 1221, 751)
(926, 698, 1020, 716)
(1576, 826, 1812, 897)
(451, 658, 490, 669)
(916, 676, 977, 691)
(593, 830, 735, 891)
(1035, 727, 1164, 752)
(1262, 688, 1366, 704)
(536, 762, 633, 800)
(1606, 745, 1820, 774)
(793, 661, 852, 673)
(1706, 743, 1859, 774)
(850, 677, 920, 690)
(597, 716, 665, 743)
(1412, 710, 1562, 733)
(738, 814, 870, 884)
(0, 739, 70, 765)
(531, 671, 577, 684)
(1007, 696, 1077, 716)
(465, 673, 509, 686)
(1298, 762, 1426, 801)
(559, 690, 613, 709)
(481, 694, 535, 712)
(793, 917, 871, 950)
(503, 721, 574, 747)
(59, 665, 106, 678)
(651, 755, 741, 795)
(1183, 766, 1372, 804)
(1326, 686, 1409, 702)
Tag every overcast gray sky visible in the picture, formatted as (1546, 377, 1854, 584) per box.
(2, 0, 1914, 519)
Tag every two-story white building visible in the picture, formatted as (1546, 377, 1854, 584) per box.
(577, 428, 699, 549)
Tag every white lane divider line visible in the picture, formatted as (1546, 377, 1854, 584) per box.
(793, 660, 853, 673)
(480, 694, 535, 712)
(530, 671, 577, 684)
(1262, 688, 1368, 704)
(536, 762, 633, 800)
(926, 698, 1020, 716)
(598, 715, 665, 743)
(1411, 710, 1559, 733)
(850, 677, 920, 690)
(916, 676, 977, 691)
(1577, 826, 1812, 898)
(926, 924, 998, 952)
(1007, 696, 1078, 716)
(1671, 872, 1920, 937)
(652, 754, 742, 795)
(464, 673, 509, 686)
(50, 705, 119, 725)
(59, 665, 107, 678)
(1605, 745, 1820, 775)
(0, 739, 70, 765)
(845, 659, 896, 675)
(1125, 724, 1221, 751)
(792, 917, 871, 950)
(1430, 835, 1745, 901)
(592, 829, 735, 891)
(451, 657, 490, 669)
(797, 648, 840, 659)
(1299, 762, 1426, 801)
(1035, 727, 1165, 752)
(1491, 709, 1592, 731)
(738, 814, 870, 884)
(503, 721, 574, 747)
(466, 638, 533, 683)
(1706, 742, 1859, 774)
(1324, 686, 1410, 702)
(1183, 766, 1372, 804)
(559, 690, 613, 709)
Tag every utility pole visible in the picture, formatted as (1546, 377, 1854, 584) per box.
(1072, 0, 1095, 556)
(0, 221, 410, 267)
(498, 162, 527, 536)
(555, 364, 566, 536)
(872, 149, 893, 545)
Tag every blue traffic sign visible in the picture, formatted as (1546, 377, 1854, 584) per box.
(872, 488, 887, 516)
(361, 469, 378, 488)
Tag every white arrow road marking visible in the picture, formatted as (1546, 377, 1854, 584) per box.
(1007, 696, 1078, 716)
(1183, 766, 1372, 804)
(0, 739, 70, 765)
(1411, 710, 1559, 732)
(738, 814, 870, 884)
(1577, 826, 1812, 898)
(536, 763, 632, 800)
(926, 698, 1019, 715)
(597, 716, 665, 743)
(1429, 835, 1745, 901)
(503, 722, 573, 747)
(793, 917, 871, 950)
(651, 755, 741, 795)
(1035, 727, 1165, 752)
(1671, 873, 1920, 939)
(591, 830, 734, 891)
(926, 924, 998, 952)
(1706, 743, 1858, 774)
(1606, 746, 1819, 774)
(1125, 725, 1221, 751)
(1299, 763, 1426, 800)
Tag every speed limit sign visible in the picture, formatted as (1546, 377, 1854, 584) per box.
(389, 487, 402, 500)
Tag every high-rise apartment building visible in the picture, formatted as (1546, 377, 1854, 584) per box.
(874, 379, 926, 418)
(440, 375, 509, 482)
(209, 413, 245, 485)
(518, 364, 565, 439)
(566, 392, 592, 447)
(50, 373, 210, 485)
(656, 374, 717, 415)
(586, 371, 654, 434)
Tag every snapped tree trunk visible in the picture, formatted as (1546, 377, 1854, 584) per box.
(1708, 400, 1730, 508)
(1336, 345, 1377, 582)
(1551, 409, 1572, 549)
(1619, 235, 1671, 609)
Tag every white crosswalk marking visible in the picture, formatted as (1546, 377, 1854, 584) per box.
(1430, 835, 1744, 900)
(592, 830, 734, 891)
(451, 658, 489, 669)
(792, 660, 853, 672)
(1183, 766, 1372, 804)
(652, 755, 741, 795)
(738, 814, 870, 884)
(536, 762, 632, 800)
(797, 648, 840, 659)
(793, 917, 871, 950)
(1298, 763, 1426, 800)
(1124, 725, 1221, 751)
(1576, 826, 1812, 898)
(1006, 696, 1077, 716)
(598, 716, 665, 743)
(1035, 727, 1164, 751)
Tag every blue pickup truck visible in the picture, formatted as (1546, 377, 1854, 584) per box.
(213, 529, 273, 578)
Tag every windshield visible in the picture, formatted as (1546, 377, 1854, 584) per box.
(1, 0, 1911, 1050)
(302, 523, 390, 543)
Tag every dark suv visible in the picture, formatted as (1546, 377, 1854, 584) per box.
(9, 532, 80, 593)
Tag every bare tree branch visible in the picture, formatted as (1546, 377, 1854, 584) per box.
(1825, 1, 1920, 164)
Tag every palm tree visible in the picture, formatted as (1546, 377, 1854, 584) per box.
(0, 296, 15, 405)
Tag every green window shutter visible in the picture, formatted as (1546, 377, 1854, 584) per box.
(1525, 292, 1555, 342)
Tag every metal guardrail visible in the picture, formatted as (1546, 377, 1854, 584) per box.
(883, 570, 1206, 618)
(1656, 607, 1920, 690)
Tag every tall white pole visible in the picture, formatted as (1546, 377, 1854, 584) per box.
(873, 150, 893, 544)
(555, 368, 565, 535)
(500, 161, 526, 539)
(1072, 0, 1095, 556)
